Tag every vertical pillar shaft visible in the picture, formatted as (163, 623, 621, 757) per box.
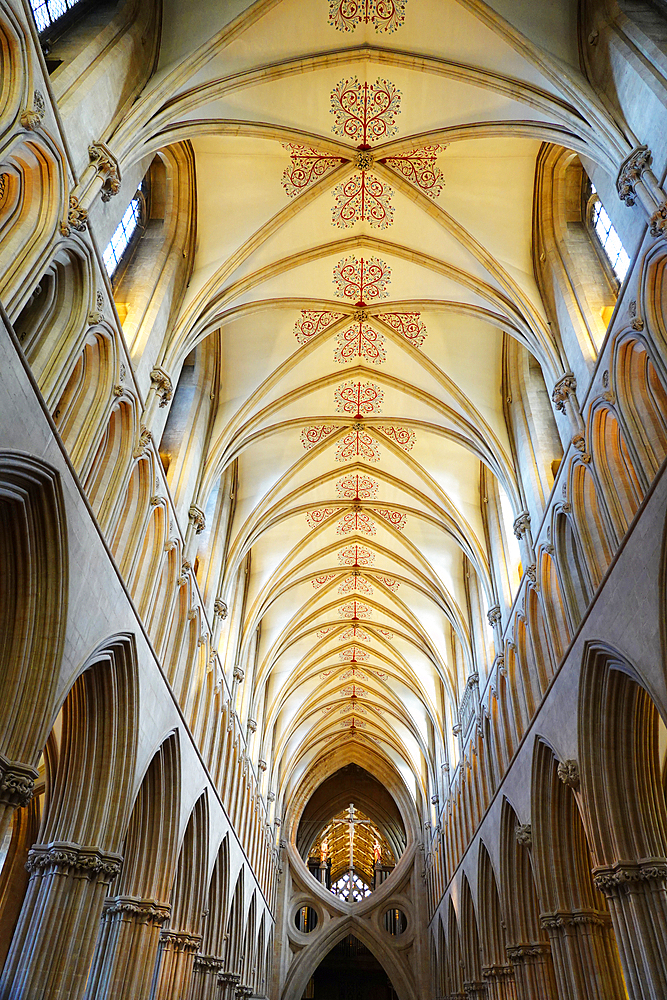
(507, 943, 557, 1000)
(151, 928, 202, 1000)
(189, 955, 226, 1000)
(0, 842, 122, 1000)
(594, 860, 667, 1000)
(540, 908, 626, 1000)
(83, 896, 170, 1000)
(482, 965, 518, 1000)
(217, 971, 241, 1000)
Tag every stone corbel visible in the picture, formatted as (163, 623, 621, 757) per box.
(20, 90, 45, 130)
(150, 367, 173, 408)
(0, 754, 38, 810)
(60, 195, 88, 236)
(552, 372, 584, 435)
(515, 823, 532, 847)
(214, 598, 228, 620)
(487, 604, 502, 629)
(557, 758, 580, 789)
(188, 504, 206, 535)
(88, 142, 122, 202)
(513, 508, 535, 564)
(617, 145, 667, 238)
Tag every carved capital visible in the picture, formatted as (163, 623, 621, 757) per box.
(214, 598, 228, 620)
(26, 843, 123, 882)
(617, 145, 652, 206)
(525, 563, 536, 584)
(188, 504, 206, 534)
(88, 142, 121, 202)
(515, 823, 532, 847)
(649, 202, 667, 238)
(247, 718, 257, 734)
(133, 425, 152, 459)
(507, 942, 550, 963)
(571, 433, 590, 462)
(193, 953, 225, 973)
(159, 928, 202, 953)
(487, 604, 502, 628)
(593, 858, 667, 894)
(233, 666, 245, 684)
(0, 755, 38, 810)
(482, 964, 514, 982)
(267, 791, 275, 802)
(557, 758, 580, 789)
(61, 194, 88, 236)
(512, 510, 531, 540)
(235, 987, 253, 1000)
(540, 908, 608, 931)
(20, 90, 45, 130)
(150, 367, 173, 407)
(258, 758, 267, 771)
(552, 372, 577, 412)
(463, 983, 487, 1000)
(103, 895, 170, 925)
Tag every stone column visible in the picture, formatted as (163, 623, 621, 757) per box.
(0, 755, 37, 845)
(189, 955, 225, 1000)
(616, 145, 667, 238)
(217, 971, 241, 1000)
(151, 928, 202, 1000)
(463, 982, 487, 1000)
(593, 859, 667, 1000)
(235, 985, 253, 1000)
(482, 965, 517, 1000)
(0, 842, 122, 1000)
(507, 943, 557, 1000)
(539, 908, 625, 1000)
(83, 895, 170, 999)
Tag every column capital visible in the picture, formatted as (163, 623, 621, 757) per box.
(88, 141, 121, 202)
(616, 145, 652, 205)
(512, 510, 531, 539)
(188, 504, 206, 534)
(487, 604, 502, 628)
(557, 758, 579, 789)
(551, 372, 577, 412)
(593, 857, 667, 894)
(215, 598, 228, 620)
(194, 953, 225, 973)
(515, 823, 532, 847)
(0, 754, 38, 810)
(235, 986, 254, 1000)
(507, 942, 550, 963)
(159, 928, 203, 953)
(102, 894, 170, 925)
(25, 842, 123, 883)
(150, 366, 173, 407)
(540, 907, 609, 930)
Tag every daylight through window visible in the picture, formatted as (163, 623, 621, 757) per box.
(590, 186, 630, 282)
(103, 197, 142, 278)
(30, 0, 83, 33)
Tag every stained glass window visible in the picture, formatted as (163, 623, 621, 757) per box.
(590, 186, 630, 282)
(30, 0, 83, 33)
(103, 196, 142, 278)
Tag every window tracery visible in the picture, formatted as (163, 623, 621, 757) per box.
(588, 184, 630, 283)
(30, 0, 83, 33)
(102, 193, 143, 279)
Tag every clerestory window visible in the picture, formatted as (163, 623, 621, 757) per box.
(589, 184, 630, 283)
(30, 0, 84, 33)
(103, 193, 143, 279)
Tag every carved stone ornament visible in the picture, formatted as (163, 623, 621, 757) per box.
(431, 794, 439, 804)
(557, 758, 580, 789)
(507, 942, 549, 963)
(233, 666, 244, 684)
(551, 372, 577, 412)
(193, 954, 225, 973)
(60, 194, 88, 236)
(515, 823, 532, 847)
(616, 145, 652, 206)
(513, 510, 531, 540)
(571, 432, 591, 463)
(592, 858, 667, 895)
(355, 149, 375, 170)
(649, 202, 667, 238)
(159, 929, 202, 953)
(247, 718, 257, 734)
(0, 755, 38, 810)
(188, 504, 206, 534)
(258, 758, 267, 771)
(20, 90, 46, 130)
(267, 791, 275, 802)
(525, 563, 536, 584)
(539, 908, 607, 931)
(482, 965, 515, 981)
(102, 895, 170, 925)
(150, 366, 173, 407)
(25, 843, 123, 882)
(487, 604, 502, 628)
(463, 983, 487, 1000)
(214, 598, 228, 620)
(113, 384, 124, 397)
(133, 425, 152, 459)
(236, 986, 254, 1000)
(88, 142, 122, 202)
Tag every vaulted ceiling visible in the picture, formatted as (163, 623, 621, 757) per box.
(120, 0, 622, 820)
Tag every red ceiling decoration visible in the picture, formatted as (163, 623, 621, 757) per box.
(338, 600, 372, 618)
(337, 508, 377, 535)
(338, 544, 375, 566)
(338, 574, 374, 594)
(305, 506, 338, 528)
(332, 254, 391, 304)
(334, 380, 383, 417)
(282, 144, 344, 197)
(294, 310, 343, 345)
(334, 318, 387, 364)
(330, 77, 401, 145)
(328, 0, 407, 33)
(373, 507, 407, 530)
(301, 425, 336, 450)
(331, 171, 393, 228)
(317, 626, 337, 637)
(312, 574, 336, 589)
(335, 427, 381, 462)
(336, 473, 379, 499)
(377, 311, 427, 347)
(341, 626, 372, 642)
(376, 628, 394, 640)
(379, 146, 445, 198)
(376, 574, 400, 591)
(376, 424, 416, 451)
(339, 646, 370, 660)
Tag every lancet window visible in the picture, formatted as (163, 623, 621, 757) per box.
(103, 191, 144, 279)
(588, 183, 630, 282)
(29, 0, 84, 32)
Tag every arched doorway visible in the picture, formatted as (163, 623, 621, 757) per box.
(302, 934, 399, 1000)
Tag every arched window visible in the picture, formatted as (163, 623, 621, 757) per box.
(588, 183, 630, 283)
(30, 0, 86, 33)
(103, 189, 145, 279)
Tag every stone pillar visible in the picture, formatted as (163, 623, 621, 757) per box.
(235, 985, 253, 1000)
(0, 842, 122, 1000)
(616, 145, 667, 238)
(482, 965, 517, 1000)
(507, 943, 557, 1000)
(539, 908, 625, 1000)
(83, 895, 170, 999)
(463, 982, 487, 1000)
(151, 928, 202, 1000)
(0, 754, 37, 845)
(217, 971, 241, 1000)
(593, 859, 667, 1000)
(551, 372, 584, 440)
(189, 955, 225, 1000)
